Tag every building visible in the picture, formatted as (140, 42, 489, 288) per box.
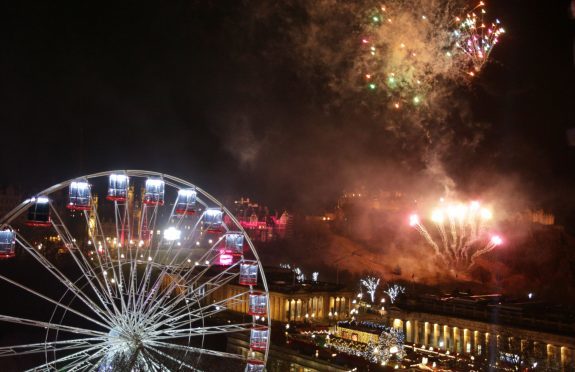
(233, 197, 293, 242)
(384, 293, 575, 369)
(206, 266, 355, 323)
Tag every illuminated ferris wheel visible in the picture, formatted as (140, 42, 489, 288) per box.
(0, 170, 269, 371)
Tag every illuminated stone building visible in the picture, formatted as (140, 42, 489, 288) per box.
(206, 267, 354, 322)
(385, 294, 575, 369)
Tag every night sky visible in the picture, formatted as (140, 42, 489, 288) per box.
(1, 1, 574, 219)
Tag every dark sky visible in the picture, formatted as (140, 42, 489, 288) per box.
(0, 1, 574, 217)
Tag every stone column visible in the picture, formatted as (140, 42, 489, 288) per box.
(423, 322, 430, 347)
(432, 323, 439, 348)
(404, 320, 411, 342)
(547, 344, 558, 366)
(561, 347, 573, 370)
(413, 320, 420, 344)
(487, 333, 497, 359)
(453, 327, 460, 353)
(463, 329, 470, 354)
(450, 327, 457, 353)
(443, 326, 451, 351)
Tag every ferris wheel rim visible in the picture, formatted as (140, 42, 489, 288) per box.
(0, 170, 271, 370)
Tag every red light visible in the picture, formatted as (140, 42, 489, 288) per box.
(219, 251, 233, 265)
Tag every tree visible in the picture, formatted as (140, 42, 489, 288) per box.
(384, 284, 405, 304)
(360, 276, 380, 303)
(364, 327, 406, 365)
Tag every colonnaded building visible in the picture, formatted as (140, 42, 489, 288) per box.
(381, 294, 573, 370)
(206, 267, 355, 323)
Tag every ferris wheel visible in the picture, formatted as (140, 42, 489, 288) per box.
(0, 170, 270, 371)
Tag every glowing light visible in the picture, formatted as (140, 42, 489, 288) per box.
(110, 173, 128, 182)
(481, 208, 492, 220)
(145, 178, 164, 187)
(70, 181, 89, 191)
(409, 214, 420, 227)
(178, 188, 196, 197)
(219, 251, 233, 266)
(490, 235, 502, 245)
(35, 197, 49, 204)
(163, 227, 181, 241)
(431, 210, 444, 223)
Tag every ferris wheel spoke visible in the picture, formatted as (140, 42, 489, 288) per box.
(164, 274, 243, 324)
(0, 273, 110, 330)
(142, 262, 240, 324)
(0, 313, 108, 338)
(161, 306, 239, 332)
(69, 348, 111, 372)
(83, 208, 128, 317)
(172, 251, 239, 299)
(14, 236, 115, 326)
(144, 344, 202, 371)
(149, 322, 253, 340)
(141, 348, 175, 371)
(48, 205, 122, 321)
(27, 344, 110, 372)
(86, 208, 122, 290)
(148, 340, 246, 362)
(136, 213, 200, 314)
(138, 264, 210, 322)
(129, 204, 163, 320)
(0, 337, 107, 358)
(132, 238, 182, 321)
(146, 290, 248, 333)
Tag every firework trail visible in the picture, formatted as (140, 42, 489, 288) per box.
(453, 1, 506, 76)
(409, 199, 502, 271)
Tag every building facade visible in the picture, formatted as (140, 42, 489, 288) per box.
(386, 307, 575, 370)
(206, 282, 355, 323)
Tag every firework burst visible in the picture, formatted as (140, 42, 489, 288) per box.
(409, 199, 503, 271)
(453, 1, 506, 75)
(360, 0, 505, 108)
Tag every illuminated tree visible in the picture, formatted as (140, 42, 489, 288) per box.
(293, 267, 305, 282)
(364, 327, 406, 364)
(385, 284, 405, 304)
(360, 276, 380, 303)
